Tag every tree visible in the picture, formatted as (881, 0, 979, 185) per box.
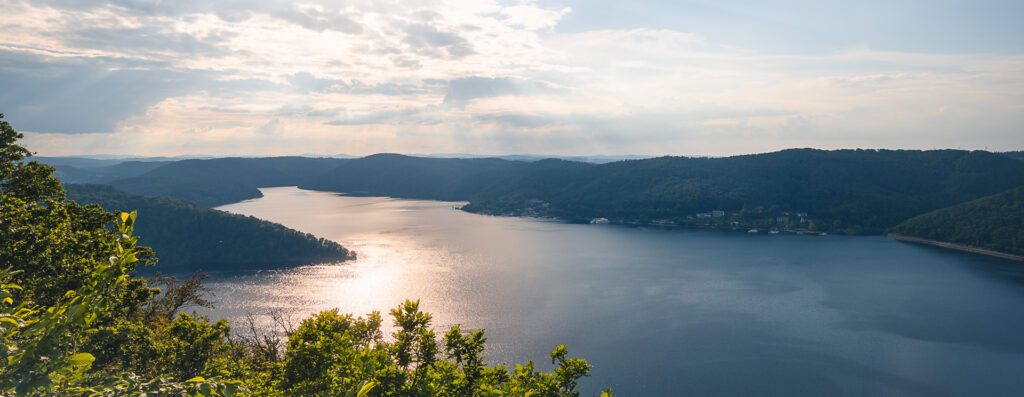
(0, 114, 607, 396)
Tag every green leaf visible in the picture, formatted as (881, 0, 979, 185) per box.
(356, 381, 378, 397)
(68, 352, 95, 367)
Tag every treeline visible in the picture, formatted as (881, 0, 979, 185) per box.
(302, 149, 1024, 235)
(65, 184, 353, 273)
(90, 149, 1024, 235)
(891, 187, 1024, 256)
(110, 157, 349, 206)
(0, 115, 608, 396)
(44, 146, 1024, 238)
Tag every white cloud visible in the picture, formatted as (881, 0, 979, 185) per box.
(3, 0, 1023, 156)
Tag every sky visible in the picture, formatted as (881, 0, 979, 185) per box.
(1, 0, 1022, 157)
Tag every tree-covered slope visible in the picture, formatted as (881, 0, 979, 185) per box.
(39, 158, 171, 184)
(110, 156, 349, 206)
(477, 149, 1024, 234)
(300, 149, 1024, 234)
(890, 187, 1024, 256)
(90, 149, 1024, 235)
(66, 184, 353, 272)
(300, 153, 538, 200)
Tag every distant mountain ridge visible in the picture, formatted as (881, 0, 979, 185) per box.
(47, 148, 1024, 237)
(304, 149, 1024, 235)
(109, 156, 350, 206)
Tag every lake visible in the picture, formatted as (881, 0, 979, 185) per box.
(209, 186, 1024, 396)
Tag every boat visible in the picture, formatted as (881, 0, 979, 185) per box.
(590, 217, 610, 224)
(769, 229, 780, 234)
(747, 228, 759, 233)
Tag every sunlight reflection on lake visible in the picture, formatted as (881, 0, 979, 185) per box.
(207, 186, 1024, 396)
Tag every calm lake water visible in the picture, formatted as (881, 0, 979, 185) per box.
(209, 186, 1024, 396)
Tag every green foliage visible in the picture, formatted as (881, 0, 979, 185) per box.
(66, 184, 353, 272)
(891, 187, 1024, 255)
(0, 210, 231, 395)
(277, 301, 601, 397)
(280, 308, 385, 395)
(1, 115, 607, 395)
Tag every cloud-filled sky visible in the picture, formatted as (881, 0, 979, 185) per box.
(1, 0, 1022, 156)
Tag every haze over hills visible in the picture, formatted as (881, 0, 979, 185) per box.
(109, 157, 350, 206)
(43, 153, 645, 205)
(51, 161, 172, 184)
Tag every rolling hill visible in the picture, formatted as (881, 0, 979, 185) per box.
(109, 156, 349, 206)
(304, 149, 1024, 234)
(59, 148, 1024, 237)
(65, 184, 353, 273)
(890, 187, 1024, 257)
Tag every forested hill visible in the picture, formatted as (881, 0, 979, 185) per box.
(891, 187, 1024, 256)
(34, 158, 171, 184)
(474, 149, 1024, 234)
(302, 153, 544, 200)
(56, 149, 1024, 236)
(303, 149, 1024, 235)
(65, 184, 353, 273)
(110, 156, 349, 206)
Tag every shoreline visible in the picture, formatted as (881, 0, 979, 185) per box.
(888, 234, 1024, 262)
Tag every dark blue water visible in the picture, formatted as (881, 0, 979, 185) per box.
(208, 187, 1024, 396)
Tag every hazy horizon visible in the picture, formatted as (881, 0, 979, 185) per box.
(30, 146, 1024, 161)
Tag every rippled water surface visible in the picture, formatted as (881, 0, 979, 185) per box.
(208, 186, 1024, 396)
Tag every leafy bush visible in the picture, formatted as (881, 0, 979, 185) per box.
(0, 114, 609, 396)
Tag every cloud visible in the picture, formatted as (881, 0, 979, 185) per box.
(473, 112, 558, 128)
(273, 5, 362, 34)
(443, 77, 559, 106)
(0, 50, 211, 133)
(56, 23, 234, 58)
(500, 4, 571, 30)
(256, 118, 280, 134)
(325, 107, 435, 126)
(402, 23, 475, 59)
(3, 0, 1023, 156)
(287, 72, 349, 92)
